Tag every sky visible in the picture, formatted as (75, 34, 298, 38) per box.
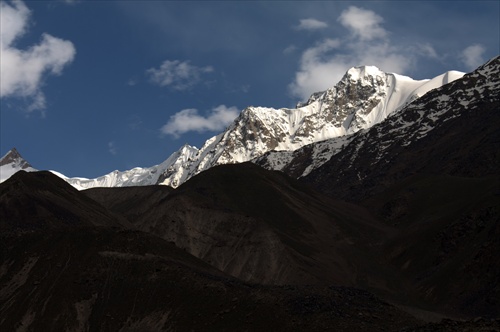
(1, 0, 499, 178)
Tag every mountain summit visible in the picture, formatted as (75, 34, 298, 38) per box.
(55, 65, 464, 190)
(0, 148, 37, 183)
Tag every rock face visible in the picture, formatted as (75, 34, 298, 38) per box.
(42, 65, 463, 190)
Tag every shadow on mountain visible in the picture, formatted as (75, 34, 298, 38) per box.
(1, 170, 427, 331)
(303, 58, 500, 319)
(0, 171, 130, 232)
(89, 163, 402, 289)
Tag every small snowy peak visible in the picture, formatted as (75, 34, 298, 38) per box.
(0, 148, 31, 168)
(58, 143, 199, 190)
(0, 148, 37, 183)
(345, 65, 385, 83)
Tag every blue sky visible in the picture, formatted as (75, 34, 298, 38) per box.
(1, 0, 499, 178)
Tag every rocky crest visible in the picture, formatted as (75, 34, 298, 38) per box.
(256, 57, 499, 183)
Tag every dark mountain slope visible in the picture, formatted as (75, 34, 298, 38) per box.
(304, 56, 499, 201)
(0, 169, 424, 331)
(363, 173, 499, 317)
(84, 185, 174, 224)
(0, 171, 130, 231)
(0, 227, 425, 331)
(131, 162, 400, 289)
(302, 57, 500, 318)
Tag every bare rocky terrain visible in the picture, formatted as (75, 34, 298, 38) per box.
(1, 171, 424, 331)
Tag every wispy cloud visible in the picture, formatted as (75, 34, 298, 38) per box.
(0, 0, 76, 113)
(147, 60, 214, 91)
(337, 6, 386, 41)
(289, 6, 414, 101)
(295, 18, 328, 31)
(460, 44, 486, 70)
(108, 141, 117, 155)
(283, 44, 297, 55)
(161, 105, 239, 138)
(414, 43, 439, 59)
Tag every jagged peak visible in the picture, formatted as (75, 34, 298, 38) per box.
(0, 147, 32, 168)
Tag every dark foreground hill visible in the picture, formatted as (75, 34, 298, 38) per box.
(90, 162, 398, 288)
(0, 171, 130, 232)
(1, 162, 499, 330)
(1, 170, 429, 331)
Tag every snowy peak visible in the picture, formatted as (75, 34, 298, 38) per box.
(152, 66, 464, 188)
(58, 143, 199, 190)
(0, 148, 37, 183)
(0, 148, 31, 168)
(257, 55, 500, 183)
(346, 65, 385, 82)
(45, 64, 465, 190)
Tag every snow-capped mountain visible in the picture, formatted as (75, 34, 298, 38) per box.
(256, 56, 499, 182)
(0, 148, 37, 183)
(51, 65, 464, 190)
(58, 144, 198, 190)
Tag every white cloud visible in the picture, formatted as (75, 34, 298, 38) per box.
(460, 44, 486, 70)
(295, 18, 328, 31)
(338, 6, 387, 41)
(289, 7, 414, 101)
(161, 105, 239, 138)
(0, 0, 76, 112)
(147, 60, 214, 91)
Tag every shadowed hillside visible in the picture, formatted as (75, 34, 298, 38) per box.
(0, 170, 426, 331)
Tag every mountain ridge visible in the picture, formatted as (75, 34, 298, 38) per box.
(0, 64, 465, 188)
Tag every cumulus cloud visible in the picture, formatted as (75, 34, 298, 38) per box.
(161, 105, 239, 138)
(147, 60, 214, 91)
(338, 6, 386, 41)
(0, 0, 76, 112)
(460, 44, 486, 70)
(289, 6, 414, 101)
(295, 18, 328, 31)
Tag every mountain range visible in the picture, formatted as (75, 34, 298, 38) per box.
(1, 56, 499, 331)
(0, 64, 466, 189)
